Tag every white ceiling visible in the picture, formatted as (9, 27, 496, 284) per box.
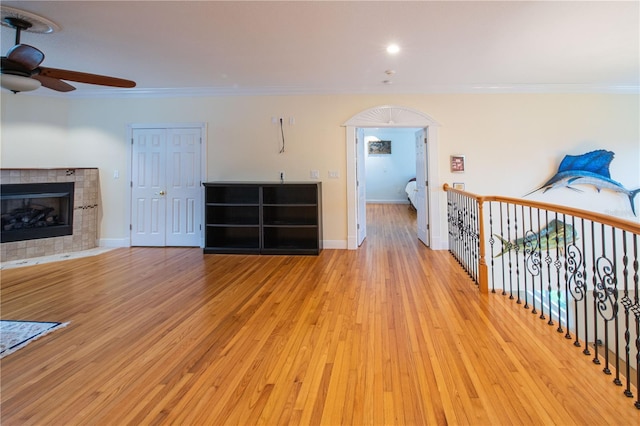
(1, 0, 638, 97)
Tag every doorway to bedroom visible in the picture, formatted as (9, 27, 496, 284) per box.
(357, 127, 428, 248)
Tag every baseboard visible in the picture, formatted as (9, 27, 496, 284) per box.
(323, 240, 348, 249)
(366, 200, 410, 204)
(99, 238, 346, 250)
(430, 236, 448, 250)
(99, 238, 130, 248)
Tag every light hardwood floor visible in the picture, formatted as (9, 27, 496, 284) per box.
(1, 204, 639, 425)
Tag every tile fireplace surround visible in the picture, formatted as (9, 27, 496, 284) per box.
(1, 168, 99, 262)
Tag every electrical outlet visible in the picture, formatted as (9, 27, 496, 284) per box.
(310, 170, 319, 179)
(328, 170, 340, 179)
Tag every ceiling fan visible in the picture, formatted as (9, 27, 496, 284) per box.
(1, 6, 135, 93)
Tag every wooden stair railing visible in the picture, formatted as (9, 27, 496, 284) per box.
(443, 183, 640, 409)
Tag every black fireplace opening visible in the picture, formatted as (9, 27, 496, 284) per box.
(1, 182, 75, 243)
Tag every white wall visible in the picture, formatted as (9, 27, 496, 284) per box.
(2, 93, 638, 249)
(364, 128, 417, 203)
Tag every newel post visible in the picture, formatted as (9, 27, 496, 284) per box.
(477, 199, 489, 294)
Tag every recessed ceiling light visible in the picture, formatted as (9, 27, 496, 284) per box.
(386, 44, 400, 55)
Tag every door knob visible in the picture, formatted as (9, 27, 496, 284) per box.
(159, 190, 165, 196)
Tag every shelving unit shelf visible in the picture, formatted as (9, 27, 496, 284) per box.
(203, 182, 322, 255)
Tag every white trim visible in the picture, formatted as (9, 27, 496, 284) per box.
(367, 200, 410, 204)
(344, 105, 442, 128)
(323, 240, 348, 250)
(344, 105, 446, 250)
(99, 238, 129, 248)
(128, 122, 207, 130)
(125, 122, 207, 248)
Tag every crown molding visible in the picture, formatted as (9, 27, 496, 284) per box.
(12, 83, 640, 99)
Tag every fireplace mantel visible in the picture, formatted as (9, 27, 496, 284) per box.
(1, 168, 99, 262)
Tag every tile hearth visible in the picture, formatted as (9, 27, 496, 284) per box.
(1, 168, 99, 262)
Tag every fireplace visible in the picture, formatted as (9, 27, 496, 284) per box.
(1, 182, 75, 243)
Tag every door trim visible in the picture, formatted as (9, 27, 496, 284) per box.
(343, 106, 443, 250)
(126, 122, 207, 247)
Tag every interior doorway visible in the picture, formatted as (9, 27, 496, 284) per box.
(344, 106, 443, 250)
(358, 127, 425, 246)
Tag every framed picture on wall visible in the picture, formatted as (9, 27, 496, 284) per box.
(450, 155, 465, 172)
(368, 140, 392, 155)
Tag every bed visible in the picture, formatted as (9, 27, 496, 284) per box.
(405, 178, 417, 210)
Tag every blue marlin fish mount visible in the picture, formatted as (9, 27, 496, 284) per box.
(526, 150, 640, 216)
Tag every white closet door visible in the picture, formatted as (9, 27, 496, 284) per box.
(131, 129, 166, 246)
(131, 127, 202, 246)
(165, 128, 201, 246)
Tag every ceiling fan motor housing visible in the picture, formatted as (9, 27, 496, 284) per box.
(1, 57, 32, 77)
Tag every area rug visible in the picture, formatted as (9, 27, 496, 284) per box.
(0, 320, 69, 359)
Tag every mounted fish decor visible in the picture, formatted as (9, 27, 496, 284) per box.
(526, 150, 640, 216)
(493, 219, 577, 258)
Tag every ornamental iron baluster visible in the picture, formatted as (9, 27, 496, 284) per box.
(449, 192, 456, 260)
(514, 204, 521, 303)
(523, 206, 538, 311)
(470, 197, 478, 282)
(612, 229, 622, 386)
(499, 202, 507, 296)
(458, 194, 464, 267)
(446, 194, 453, 251)
(567, 217, 585, 347)
(554, 212, 563, 333)
(533, 208, 543, 316)
(489, 202, 496, 294)
(581, 219, 591, 356)
(594, 224, 617, 374)
(468, 196, 473, 277)
(465, 195, 471, 278)
(507, 205, 514, 299)
(544, 210, 553, 324)
(562, 215, 575, 339)
(632, 234, 640, 409)
(470, 197, 475, 280)
(620, 231, 633, 396)
(462, 196, 469, 273)
(459, 194, 464, 265)
(559, 215, 575, 341)
(591, 220, 601, 366)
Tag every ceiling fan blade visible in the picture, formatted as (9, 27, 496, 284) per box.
(38, 67, 136, 88)
(32, 74, 76, 92)
(7, 44, 45, 70)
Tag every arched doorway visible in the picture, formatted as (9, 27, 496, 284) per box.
(343, 105, 444, 250)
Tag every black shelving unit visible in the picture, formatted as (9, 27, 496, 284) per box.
(203, 182, 322, 255)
